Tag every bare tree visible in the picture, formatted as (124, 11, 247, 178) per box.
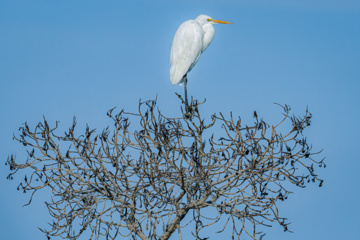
(6, 98, 325, 240)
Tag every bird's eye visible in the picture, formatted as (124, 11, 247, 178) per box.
(207, 18, 212, 22)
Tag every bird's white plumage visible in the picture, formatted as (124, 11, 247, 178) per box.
(170, 20, 203, 85)
(170, 15, 219, 85)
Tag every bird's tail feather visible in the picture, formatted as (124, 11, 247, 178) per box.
(170, 65, 184, 86)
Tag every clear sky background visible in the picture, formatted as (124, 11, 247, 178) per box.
(1, 0, 359, 239)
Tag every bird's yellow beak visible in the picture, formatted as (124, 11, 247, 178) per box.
(209, 19, 232, 24)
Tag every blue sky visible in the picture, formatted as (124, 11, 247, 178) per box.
(1, 0, 359, 239)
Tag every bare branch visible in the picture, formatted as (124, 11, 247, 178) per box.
(6, 98, 324, 240)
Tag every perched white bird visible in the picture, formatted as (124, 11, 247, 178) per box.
(170, 15, 232, 106)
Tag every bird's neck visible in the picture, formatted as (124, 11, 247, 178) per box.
(201, 24, 215, 53)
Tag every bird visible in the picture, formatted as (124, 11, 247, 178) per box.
(170, 15, 232, 109)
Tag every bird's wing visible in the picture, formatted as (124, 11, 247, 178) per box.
(170, 20, 203, 85)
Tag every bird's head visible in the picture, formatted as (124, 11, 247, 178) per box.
(195, 15, 232, 25)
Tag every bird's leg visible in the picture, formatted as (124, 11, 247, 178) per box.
(184, 74, 189, 110)
(183, 75, 194, 119)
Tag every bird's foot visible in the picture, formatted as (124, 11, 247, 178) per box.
(184, 105, 195, 119)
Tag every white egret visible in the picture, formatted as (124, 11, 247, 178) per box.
(170, 15, 232, 108)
